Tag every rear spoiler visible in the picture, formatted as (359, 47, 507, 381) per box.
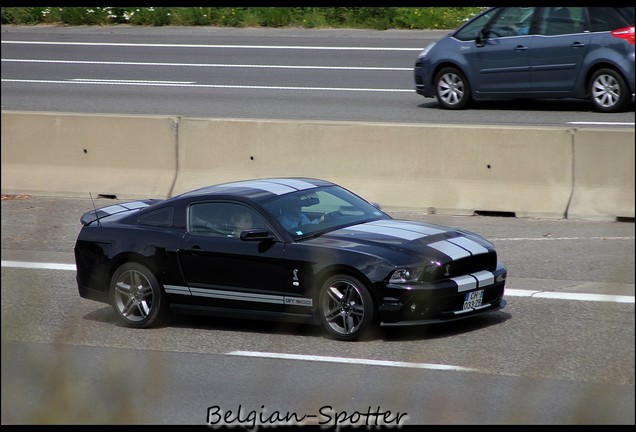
(80, 199, 161, 226)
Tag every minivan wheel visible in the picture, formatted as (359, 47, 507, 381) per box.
(434, 67, 472, 110)
(589, 68, 630, 113)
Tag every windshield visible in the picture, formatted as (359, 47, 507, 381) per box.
(262, 185, 390, 239)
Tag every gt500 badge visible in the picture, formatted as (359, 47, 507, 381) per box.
(284, 297, 312, 307)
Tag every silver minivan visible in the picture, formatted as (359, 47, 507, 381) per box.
(414, 7, 635, 113)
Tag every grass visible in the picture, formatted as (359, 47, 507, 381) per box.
(0, 7, 487, 30)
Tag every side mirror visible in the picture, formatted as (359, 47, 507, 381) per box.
(475, 29, 487, 46)
(239, 228, 275, 241)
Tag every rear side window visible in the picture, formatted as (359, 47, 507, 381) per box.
(537, 7, 586, 36)
(589, 7, 632, 32)
(138, 207, 173, 227)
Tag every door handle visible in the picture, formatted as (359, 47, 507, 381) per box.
(514, 45, 528, 51)
(570, 42, 586, 48)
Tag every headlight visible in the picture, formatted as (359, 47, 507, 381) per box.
(416, 42, 437, 61)
(389, 267, 425, 284)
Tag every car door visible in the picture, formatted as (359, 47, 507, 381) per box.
(467, 7, 535, 94)
(530, 7, 591, 92)
(178, 201, 288, 313)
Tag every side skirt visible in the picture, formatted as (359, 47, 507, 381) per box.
(169, 304, 320, 325)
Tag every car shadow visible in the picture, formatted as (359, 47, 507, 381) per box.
(82, 305, 118, 323)
(82, 306, 511, 341)
(418, 98, 635, 113)
(373, 310, 512, 342)
(169, 310, 512, 342)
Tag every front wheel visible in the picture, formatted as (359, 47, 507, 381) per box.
(434, 67, 472, 110)
(318, 274, 375, 341)
(109, 262, 169, 328)
(589, 68, 631, 113)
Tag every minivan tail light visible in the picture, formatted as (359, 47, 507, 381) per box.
(611, 26, 635, 45)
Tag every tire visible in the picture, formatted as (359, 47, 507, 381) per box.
(109, 262, 169, 328)
(589, 68, 631, 113)
(434, 67, 472, 110)
(318, 274, 375, 341)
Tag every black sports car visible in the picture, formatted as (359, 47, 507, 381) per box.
(75, 178, 507, 341)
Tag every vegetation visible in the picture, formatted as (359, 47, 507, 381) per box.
(1, 7, 487, 30)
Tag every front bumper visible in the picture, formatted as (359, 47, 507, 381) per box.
(377, 264, 507, 325)
(414, 64, 434, 98)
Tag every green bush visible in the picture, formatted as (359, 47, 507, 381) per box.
(0, 7, 487, 29)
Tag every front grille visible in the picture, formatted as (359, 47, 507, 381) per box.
(431, 252, 497, 281)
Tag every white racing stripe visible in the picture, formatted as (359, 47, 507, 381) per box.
(265, 179, 321, 191)
(344, 224, 426, 241)
(216, 180, 297, 195)
(370, 220, 446, 236)
(2, 260, 633, 304)
(451, 275, 477, 293)
(216, 179, 317, 195)
(447, 236, 488, 255)
(428, 240, 471, 260)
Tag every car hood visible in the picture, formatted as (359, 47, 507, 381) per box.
(307, 219, 495, 265)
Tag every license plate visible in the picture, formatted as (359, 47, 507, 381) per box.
(463, 289, 483, 310)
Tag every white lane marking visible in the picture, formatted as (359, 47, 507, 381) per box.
(1, 260, 76, 271)
(228, 351, 479, 372)
(1, 40, 421, 51)
(1, 58, 410, 71)
(568, 122, 635, 126)
(73, 78, 195, 84)
(0, 78, 412, 92)
(2, 260, 633, 304)
(504, 289, 634, 304)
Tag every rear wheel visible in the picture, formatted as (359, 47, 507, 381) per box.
(434, 67, 472, 110)
(318, 274, 375, 341)
(589, 68, 631, 113)
(110, 262, 169, 328)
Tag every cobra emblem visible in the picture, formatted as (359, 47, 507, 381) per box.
(292, 269, 300, 287)
(444, 265, 451, 277)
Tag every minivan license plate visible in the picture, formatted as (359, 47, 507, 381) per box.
(463, 289, 483, 310)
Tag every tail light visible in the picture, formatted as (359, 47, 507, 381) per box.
(611, 26, 635, 45)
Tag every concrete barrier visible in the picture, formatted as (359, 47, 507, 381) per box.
(2, 111, 633, 220)
(173, 118, 574, 219)
(567, 128, 635, 221)
(1, 111, 178, 199)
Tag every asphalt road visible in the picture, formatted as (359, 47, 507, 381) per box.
(1, 195, 634, 425)
(1, 25, 634, 127)
(1, 24, 634, 426)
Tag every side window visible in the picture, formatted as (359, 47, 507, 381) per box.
(189, 202, 265, 238)
(538, 7, 586, 36)
(486, 7, 535, 37)
(138, 207, 173, 227)
(454, 10, 495, 41)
